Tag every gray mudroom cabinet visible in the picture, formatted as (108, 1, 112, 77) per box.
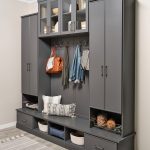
(89, 0, 134, 114)
(17, 0, 135, 149)
(21, 14, 38, 96)
(89, 0, 122, 114)
(89, 0, 135, 137)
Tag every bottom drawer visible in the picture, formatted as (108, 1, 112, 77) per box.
(17, 111, 34, 129)
(85, 134, 117, 150)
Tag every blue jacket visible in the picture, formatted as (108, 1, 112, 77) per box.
(69, 45, 84, 83)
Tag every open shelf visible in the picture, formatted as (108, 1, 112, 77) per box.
(22, 94, 38, 111)
(65, 127, 85, 149)
(48, 122, 65, 140)
(40, 17, 47, 20)
(66, 140, 85, 150)
(63, 12, 71, 15)
(77, 9, 86, 14)
(34, 128, 48, 135)
(51, 15, 58, 18)
(90, 107, 122, 135)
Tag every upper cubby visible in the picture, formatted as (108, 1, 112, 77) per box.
(38, 0, 88, 37)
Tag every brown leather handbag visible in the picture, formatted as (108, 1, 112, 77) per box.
(46, 47, 63, 74)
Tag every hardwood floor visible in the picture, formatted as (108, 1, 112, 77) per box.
(0, 127, 67, 150)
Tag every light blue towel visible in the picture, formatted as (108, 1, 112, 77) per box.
(69, 45, 84, 83)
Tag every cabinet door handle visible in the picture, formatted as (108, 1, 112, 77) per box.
(94, 145, 104, 150)
(27, 63, 29, 72)
(105, 66, 108, 77)
(29, 63, 31, 72)
(101, 65, 104, 77)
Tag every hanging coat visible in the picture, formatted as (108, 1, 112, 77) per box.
(69, 45, 84, 84)
(62, 46, 69, 88)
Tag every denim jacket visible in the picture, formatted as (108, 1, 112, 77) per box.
(69, 45, 84, 83)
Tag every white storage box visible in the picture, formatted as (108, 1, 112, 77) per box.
(38, 121, 48, 132)
(70, 132, 84, 146)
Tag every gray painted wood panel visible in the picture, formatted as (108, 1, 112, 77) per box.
(105, 0, 122, 113)
(122, 0, 135, 137)
(29, 15, 38, 96)
(50, 46, 75, 105)
(38, 39, 51, 112)
(75, 73, 90, 118)
(50, 36, 89, 118)
(22, 16, 30, 95)
(85, 133, 117, 150)
(89, 0, 105, 110)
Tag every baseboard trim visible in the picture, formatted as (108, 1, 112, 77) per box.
(0, 122, 16, 130)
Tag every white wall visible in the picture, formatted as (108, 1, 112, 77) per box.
(0, 0, 37, 127)
(135, 0, 150, 150)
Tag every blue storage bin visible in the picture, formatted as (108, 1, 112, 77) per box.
(49, 126, 65, 140)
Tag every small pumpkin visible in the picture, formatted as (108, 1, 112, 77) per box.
(97, 114, 107, 127)
(106, 119, 116, 129)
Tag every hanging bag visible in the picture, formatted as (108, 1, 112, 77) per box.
(46, 47, 63, 74)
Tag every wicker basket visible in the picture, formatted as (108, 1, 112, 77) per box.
(70, 132, 84, 146)
(38, 121, 48, 133)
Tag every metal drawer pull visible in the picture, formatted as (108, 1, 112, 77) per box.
(105, 65, 108, 77)
(101, 65, 104, 77)
(94, 145, 104, 150)
(29, 63, 31, 72)
(27, 63, 29, 72)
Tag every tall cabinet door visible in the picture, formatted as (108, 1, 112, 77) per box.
(105, 0, 122, 113)
(21, 16, 30, 95)
(29, 15, 38, 96)
(89, 0, 105, 110)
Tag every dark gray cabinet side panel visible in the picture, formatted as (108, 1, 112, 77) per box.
(22, 17, 30, 95)
(118, 135, 134, 150)
(122, 0, 135, 136)
(29, 15, 38, 96)
(89, 0, 105, 110)
(85, 134, 117, 150)
(38, 39, 51, 112)
(105, 0, 122, 113)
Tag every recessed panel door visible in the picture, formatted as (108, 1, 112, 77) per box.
(29, 15, 38, 96)
(105, 0, 122, 113)
(89, 0, 105, 110)
(22, 17, 30, 95)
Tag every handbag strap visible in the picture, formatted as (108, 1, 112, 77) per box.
(50, 47, 56, 57)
